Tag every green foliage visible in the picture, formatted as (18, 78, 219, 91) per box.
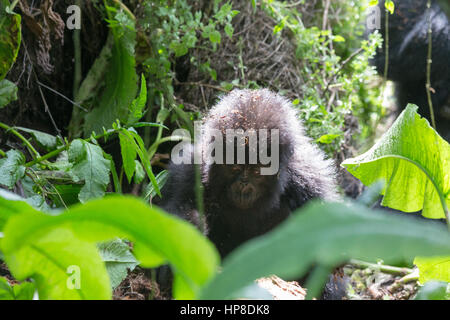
(0, 195, 220, 300)
(118, 126, 160, 195)
(138, 0, 238, 133)
(127, 74, 148, 125)
(259, 0, 384, 155)
(342, 105, 450, 220)
(143, 170, 169, 201)
(415, 281, 450, 300)
(0, 79, 17, 107)
(0, 150, 25, 189)
(200, 201, 450, 300)
(0, 0, 21, 79)
(97, 238, 139, 289)
(68, 139, 111, 203)
(414, 256, 450, 284)
(15, 127, 59, 151)
(83, 2, 138, 136)
(385, 0, 395, 14)
(0, 277, 35, 300)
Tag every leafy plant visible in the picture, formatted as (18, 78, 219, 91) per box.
(415, 281, 450, 300)
(0, 193, 219, 299)
(0, 0, 21, 79)
(0, 277, 35, 300)
(97, 238, 139, 290)
(200, 200, 450, 299)
(343, 104, 450, 286)
(83, 1, 139, 137)
(342, 104, 450, 221)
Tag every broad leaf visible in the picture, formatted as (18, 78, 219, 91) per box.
(83, 12, 138, 136)
(0, 277, 35, 300)
(98, 238, 139, 290)
(415, 281, 449, 300)
(2, 227, 111, 300)
(342, 105, 450, 219)
(0, 189, 35, 231)
(414, 256, 450, 284)
(0, 149, 25, 189)
(0, 79, 17, 107)
(68, 139, 111, 203)
(15, 127, 58, 151)
(200, 201, 450, 299)
(1, 195, 219, 299)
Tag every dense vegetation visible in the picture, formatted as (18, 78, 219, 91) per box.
(0, 0, 448, 300)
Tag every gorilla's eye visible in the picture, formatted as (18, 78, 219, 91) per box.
(251, 167, 260, 175)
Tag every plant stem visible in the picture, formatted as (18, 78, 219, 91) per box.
(73, 0, 82, 98)
(8, 0, 19, 11)
(305, 265, 332, 300)
(349, 259, 413, 275)
(425, 0, 436, 130)
(0, 122, 40, 159)
(111, 0, 136, 20)
(383, 8, 389, 81)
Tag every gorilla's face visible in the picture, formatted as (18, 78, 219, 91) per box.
(220, 164, 277, 210)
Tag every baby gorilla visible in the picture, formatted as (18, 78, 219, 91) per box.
(161, 89, 338, 257)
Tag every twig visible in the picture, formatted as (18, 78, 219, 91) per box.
(383, 8, 389, 81)
(73, 0, 82, 98)
(425, 0, 436, 129)
(36, 78, 63, 141)
(322, 0, 330, 30)
(324, 47, 364, 94)
(37, 80, 88, 112)
(350, 259, 413, 275)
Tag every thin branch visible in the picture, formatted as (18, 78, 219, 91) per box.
(350, 259, 413, 275)
(425, 0, 436, 129)
(36, 77, 63, 141)
(324, 47, 364, 94)
(37, 80, 88, 112)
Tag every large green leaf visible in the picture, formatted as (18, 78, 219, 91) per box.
(0, 79, 18, 107)
(200, 201, 450, 299)
(83, 10, 138, 136)
(342, 105, 450, 219)
(0, 189, 35, 231)
(414, 256, 450, 284)
(15, 127, 58, 151)
(0, 277, 35, 300)
(98, 238, 139, 290)
(0, 1, 21, 79)
(415, 281, 449, 300)
(0, 149, 25, 189)
(68, 139, 111, 203)
(3, 227, 111, 299)
(1, 195, 219, 299)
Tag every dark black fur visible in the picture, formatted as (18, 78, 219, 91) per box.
(161, 89, 338, 257)
(370, 0, 450, 137)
